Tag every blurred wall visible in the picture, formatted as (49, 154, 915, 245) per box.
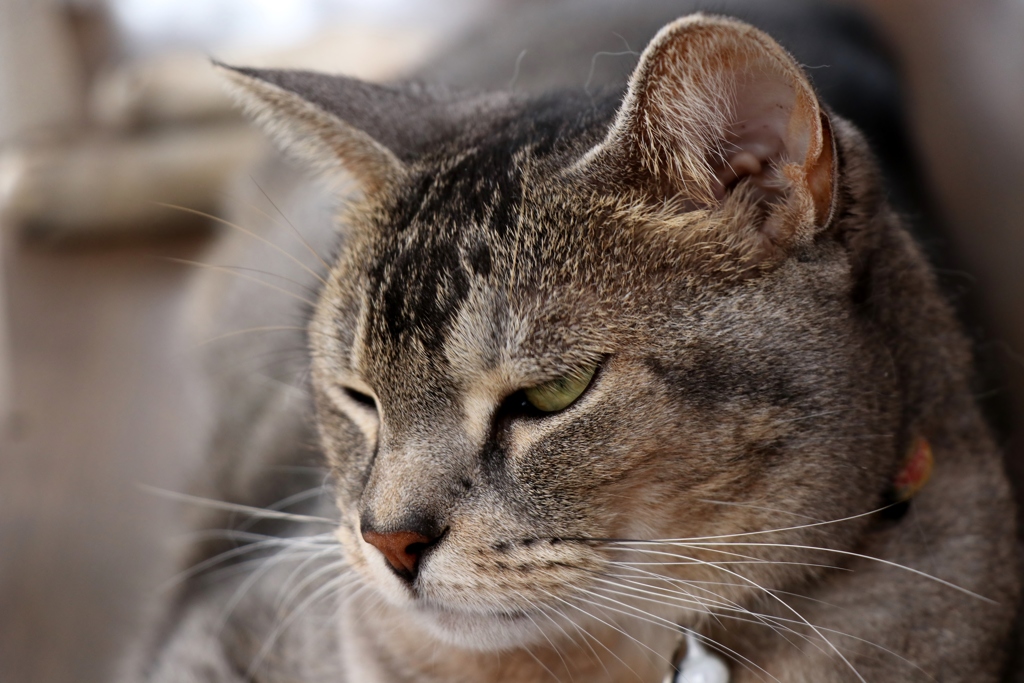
(860, 0, 1024, 502)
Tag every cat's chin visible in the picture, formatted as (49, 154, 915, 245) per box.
(406, 602, 551, 651)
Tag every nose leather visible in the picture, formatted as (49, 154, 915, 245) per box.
(361, 529, 435, 580)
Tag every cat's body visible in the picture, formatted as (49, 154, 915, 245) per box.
(128, 2, 1020, 682)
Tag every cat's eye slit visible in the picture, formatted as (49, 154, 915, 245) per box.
(499, 361, 600, 420)
(524, 363, 598, 413)
(342, 387, 377, 411)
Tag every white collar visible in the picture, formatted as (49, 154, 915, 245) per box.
(664, 633, 730, 683)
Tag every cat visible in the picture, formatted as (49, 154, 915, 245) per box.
(127, 6, 1020, 683)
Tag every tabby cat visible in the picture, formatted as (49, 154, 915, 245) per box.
(132, 9, 1020, 683)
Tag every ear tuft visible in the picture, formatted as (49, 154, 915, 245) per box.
(215, 62, 406, 195)
(580, 14, 836, 236)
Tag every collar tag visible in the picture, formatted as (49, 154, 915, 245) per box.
(666, 633, 730, 683)
(892, 437, 934, 502)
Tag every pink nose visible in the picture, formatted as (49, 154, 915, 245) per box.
(361, 529, 434, 580)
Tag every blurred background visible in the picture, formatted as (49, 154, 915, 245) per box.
(0, 0, 1021, 681)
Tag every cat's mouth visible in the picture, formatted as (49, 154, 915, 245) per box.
(417, 600, 532, 623)
(409, 600, 548, 650)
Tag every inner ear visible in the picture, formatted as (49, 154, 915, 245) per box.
(711, 76, 806, 202)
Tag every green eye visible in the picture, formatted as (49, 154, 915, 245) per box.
(523, 364, 598, 413)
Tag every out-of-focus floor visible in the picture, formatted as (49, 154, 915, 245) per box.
(0, 234, 207, 683)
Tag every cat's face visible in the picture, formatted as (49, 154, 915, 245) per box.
(306, 173, 901, 649)
(227, 15, 900, 650)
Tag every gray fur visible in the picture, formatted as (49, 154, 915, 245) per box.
(129, 7, 1019, 683)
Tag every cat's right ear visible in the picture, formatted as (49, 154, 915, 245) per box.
(216, 63, 409, 195)
(575, 14, 836, 234)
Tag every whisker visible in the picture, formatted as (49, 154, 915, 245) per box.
(609, 556, 846, 572)
(599, 565, 826, 656)
(180, 529, 337, 547)
(160, 536, 330, 591)
(204, 262, 322, 295)
(206, 347, 312, 382)
(156, 202, 328, 286)
(552, 590, 679, 668)
(215, 547, 335, 632)
(234, 484, 334, 534)
(190, 547, 328, 587)
(571, 587, 774, 683)
(534, 596, 614, 679)
(538, 589, 649, 682)
(695, 498, 824, 523)
(273, 545, 344, 604)
(589, 576, 814, 658)
(246, 572, 355, 679)
(164, 257, 317, 307)
(618, 543, 797, 565)
(607, 570, 843, 610)
(602, 564, 805, 641)
(588, 504, 894, 544)
(772, 409, 844, 424)
(247, 174, 332, 272)
(612, 550, 867, 682)
(521, 646, 562, 683)
(196, 325, 311, 347)
(649, 541, 994, 604)
(593, 575, 734, 614)
(740, 610, 933, 677)
(138, 485, 337, 524)
(275, 555, 348, 616)
(510, 591, 575, 682)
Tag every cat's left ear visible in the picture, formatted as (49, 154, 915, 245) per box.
(217, 64, 454, 195)
(578, 14, 836, 232)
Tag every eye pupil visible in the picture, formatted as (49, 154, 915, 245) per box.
(343, 387, 377, 410)
(495, 390, 542, 420)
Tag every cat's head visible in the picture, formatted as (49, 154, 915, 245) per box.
(223, 15, 915, 650)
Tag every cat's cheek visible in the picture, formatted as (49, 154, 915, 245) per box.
(312, 393, 376, 500)
(504, 369, 673, 486)
(332, 521, 367, 574)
